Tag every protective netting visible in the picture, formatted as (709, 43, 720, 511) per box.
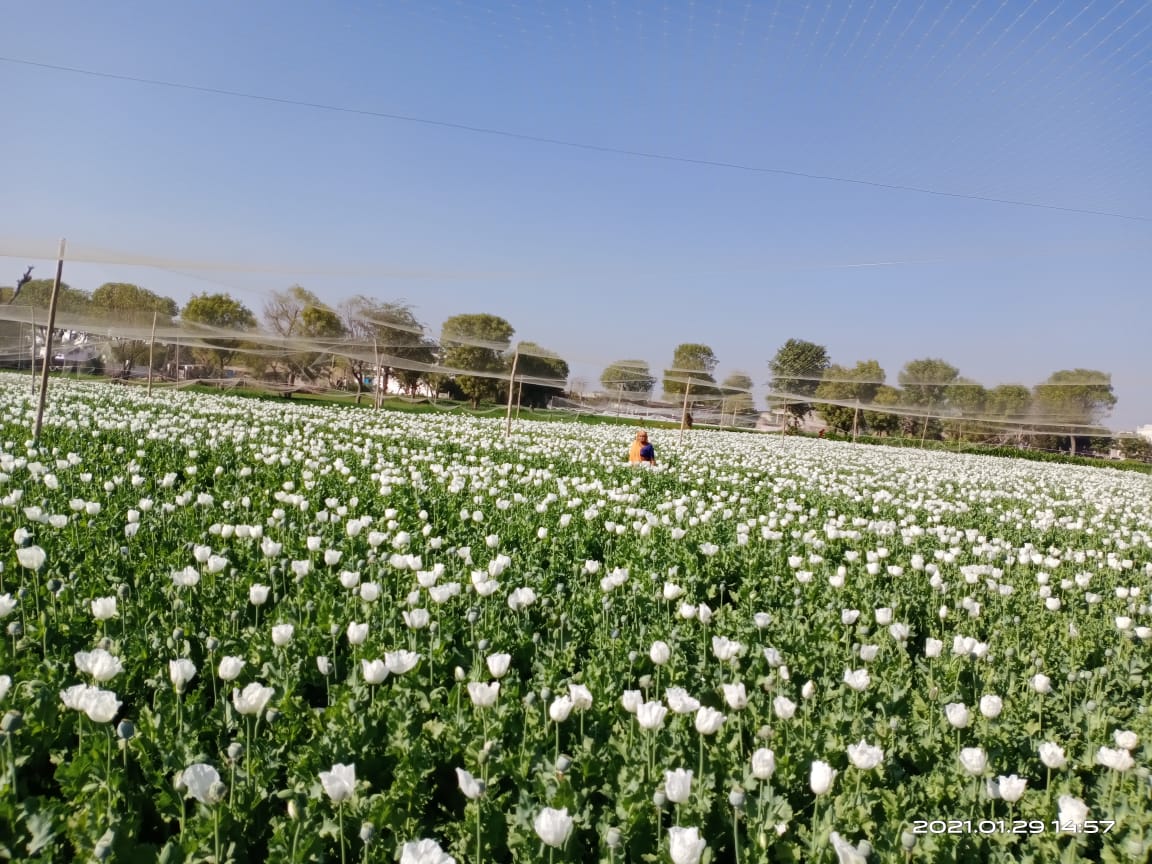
(0, 277, 1128, 441)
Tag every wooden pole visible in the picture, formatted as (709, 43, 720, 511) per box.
(147, 310, 158, 396)
(679, 378, 692, 446)
(515, 379, 523, 419)
(29, 306, 37, 397)
(505, 349, 519, 436)
(919, 401, 933, 449)
(33, 239, 65, 442)
(852, 400, 860, 443)
(174, 338, 180, 383)
(373, 336, 382, 410)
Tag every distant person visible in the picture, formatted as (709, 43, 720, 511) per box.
(629, 430, 656, 465)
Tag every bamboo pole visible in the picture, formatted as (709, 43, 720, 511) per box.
(373, 336, 382, 410)
(679, 378, 692, 446)
(33, 239, 65, 442)
(147, 310, 158, 396)
(29, 306, 36, 397)
(505, 349, 519, 436)
(852, 400, 860, 443)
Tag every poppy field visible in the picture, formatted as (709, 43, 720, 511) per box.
(0, 375, 1150, 863)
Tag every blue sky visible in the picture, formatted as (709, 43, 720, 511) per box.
(2, 1, 1149, 428)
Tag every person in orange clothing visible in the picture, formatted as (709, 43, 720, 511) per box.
(628, 430, 656, 465)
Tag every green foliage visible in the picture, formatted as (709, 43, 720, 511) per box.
(814, 360, 884, 434)
(180, 292, 258, 374)
(1033, 369, 1117, 455)
(513, 341, 569, 409)
(862, 385, 902, 436)
(663, 343, 718, 400)
(440, 313, 515, 407)
(768, 339, 830, 425)
(943, 378, 988, 440)
(262, 285, 346, 383)
(90, 283, 180, 368)
(599, 360, 656, 397)
(986, 384, 1032, 420)
(896, 359, 960, 439)
(897, 358, 959, 408)
(1117, 435, 1152, 462)
(0, 279, 91, 314)
(340, 297, 434, 399)
(719, 372, 755, 420)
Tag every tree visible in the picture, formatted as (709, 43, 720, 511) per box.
(181, 292, 257, 375)
(0, 279, 91, 314)
(945, 378, 987, 441)
(897, 358, 959, 439)
(600, 360, 656, 400)
(1032, 369, 1117, 455)
(719, 372, 755, 424)
(986, 384, 1032, 420)
(263, 286, 346, 383)
(0, 279, 92, 370)
(663, 343, 718, 401)
(897, 358, 959, 408)
(768, 339, 830, 427)
(512, 342, 570, 409)
(984, 384, 1033, 444)
(1118, 436, 1152, 462)
(440, 313, 514, 407)
(340, 297, 436, 401)
(863, 385, 902, 436)
(814, 360, 884, 434)
(90, 283, 180, 369)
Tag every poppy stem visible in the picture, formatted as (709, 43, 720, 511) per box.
(339, 802, 347, 864)
(476, 801, 483, 864)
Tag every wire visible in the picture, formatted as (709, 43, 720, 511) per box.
(1, 54, 1149, 223)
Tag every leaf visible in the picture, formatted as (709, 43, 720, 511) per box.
(157, 839, 186, 864)
(23, 810, 56, 855)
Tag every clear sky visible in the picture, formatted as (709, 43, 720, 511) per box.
(2, 1, 1149, 428)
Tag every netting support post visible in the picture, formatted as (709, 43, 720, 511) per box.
(33, 239, 66, 443)
(147, 310, 158, 396)
(29, 306, 37, 397)
(679, 378, 692, 446)
(373, 335, 382, 410)
(505, 349, 519, 437)
(852, 401, 860, 443)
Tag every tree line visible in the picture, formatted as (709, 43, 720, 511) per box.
(2, 275, 1141, 459)
(598, 338, 1134, 458)
(0, 279, 569, 410)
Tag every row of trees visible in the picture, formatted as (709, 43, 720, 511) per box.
(766, 338, 1120, 456)
(1, 273, 1133, 456)
(0, 277, 570, 409)
(596, 338, 1123, 456)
